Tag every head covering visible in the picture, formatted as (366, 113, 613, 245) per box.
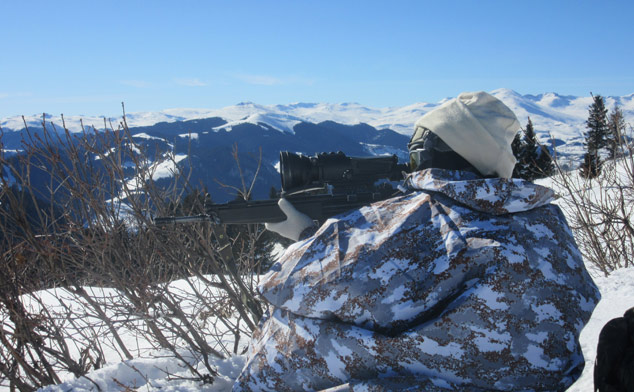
(411, 91, 520, 178)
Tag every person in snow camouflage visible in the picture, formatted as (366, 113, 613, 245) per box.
(233, 91, 600, 391)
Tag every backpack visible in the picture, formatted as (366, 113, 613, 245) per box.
(594, 307, 634, 392)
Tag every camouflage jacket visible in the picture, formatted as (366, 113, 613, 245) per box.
(233, 169, 600, 391)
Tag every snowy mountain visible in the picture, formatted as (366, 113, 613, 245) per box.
(0, 101, 432, 137)
(3, 89, 632, 139)
(1, 89, 632, 202)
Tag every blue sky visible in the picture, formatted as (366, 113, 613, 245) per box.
(1, 0, 633, 118)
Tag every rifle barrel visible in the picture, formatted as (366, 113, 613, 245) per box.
(153, 215, 213, 225)
(154, 191, 397, 226)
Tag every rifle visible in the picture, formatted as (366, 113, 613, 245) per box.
(153, 151, 408, 325)
(154, 151, 409, 227)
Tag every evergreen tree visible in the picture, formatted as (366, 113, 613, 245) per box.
(511, 132, 524, 178)
(607, 104, 626, 158)
(512, 124, 531, 180)
(535, 144, 555, 178)
(579, 152, 601, 179)
(512, 118, 554, 180)
(580, 94, 609, 178)
(522, 117, 539, 161)
(511, 131, 522, 158)
(586, 95, 610, 151)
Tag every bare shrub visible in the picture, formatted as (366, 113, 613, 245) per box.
(0, 113, 265, 390)
(549, 126, 634, 276)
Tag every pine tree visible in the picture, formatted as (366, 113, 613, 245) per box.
(513, 129, 531, 179)
(522, 117, 539, 161)
(580, 151, 602, 179)
(586, 95, 610, 151)
(511, 132, 523, 178)
(535, 144, 555, 178)
(607, 104, 626, 159)
(512, 118, 553, 180)
(580, 94, 609, 178)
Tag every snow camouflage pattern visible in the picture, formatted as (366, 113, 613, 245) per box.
(233, 169, 600, 391)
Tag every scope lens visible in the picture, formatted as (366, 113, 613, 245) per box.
(280, 151, 314, 191)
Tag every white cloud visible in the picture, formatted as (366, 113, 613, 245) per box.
(0, 93, 9, 99)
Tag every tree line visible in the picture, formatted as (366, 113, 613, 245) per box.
(580, 95, 628, 178)
(510, 94, 628, 181)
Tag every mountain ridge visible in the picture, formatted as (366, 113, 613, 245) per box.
(2, 89, 632, 202)
(4, 90, 632, 141)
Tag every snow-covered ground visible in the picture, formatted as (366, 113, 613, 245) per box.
(34, 165, 634, 391)
(39, 351, 247, 392)
(0, 91, 629, 390)
(32, 266, 634, 392)
(566, 267, 634, 392)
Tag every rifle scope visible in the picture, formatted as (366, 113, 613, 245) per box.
(279, 151, 407, 192)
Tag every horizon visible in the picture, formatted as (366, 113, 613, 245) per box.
(3, 88, 631, 120)
(2, 1, 633, 118)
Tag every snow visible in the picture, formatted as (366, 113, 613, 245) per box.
(566, 267, 634, 392)
(151, 154, 188, 180)
(132, 132, 168, 142)
(1, 91, 632, 390)
(39, 354, 246, 392)
(179, 132, 199, 139)
(211, 112, 301, 134)
(4, 90, 632, 144)
(361, 143, 409, 161)
(28, 264, 632, 392)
